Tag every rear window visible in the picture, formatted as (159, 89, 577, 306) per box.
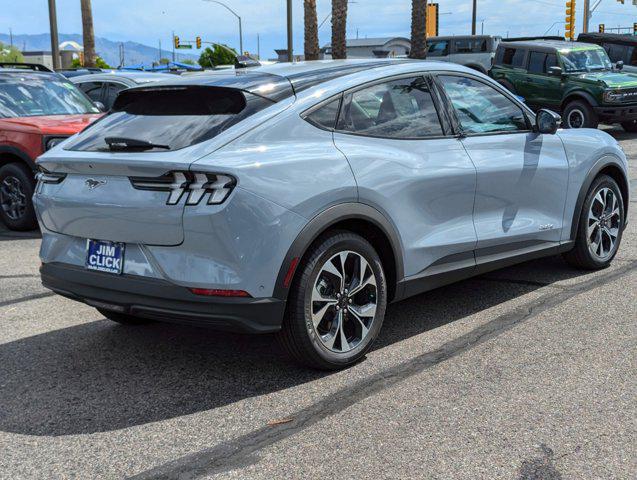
(65, 86, 274, 152)
(501, 48, 527, 68)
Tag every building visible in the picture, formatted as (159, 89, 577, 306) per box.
(323, 37, 411, 59)
(21, 50, 75, 69)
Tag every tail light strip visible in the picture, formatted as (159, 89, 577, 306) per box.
(129, 171, 236, 206)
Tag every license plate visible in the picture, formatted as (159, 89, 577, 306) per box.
(86, 239, 125, 274)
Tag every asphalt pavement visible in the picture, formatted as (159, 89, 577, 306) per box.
(0, 127, 635, 479)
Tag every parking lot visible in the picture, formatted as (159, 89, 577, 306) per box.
(0, 127, 635, 479)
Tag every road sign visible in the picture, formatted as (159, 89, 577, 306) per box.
(176, 45, 193, 49)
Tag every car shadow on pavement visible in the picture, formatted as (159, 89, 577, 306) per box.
(0, 255, 592, 437)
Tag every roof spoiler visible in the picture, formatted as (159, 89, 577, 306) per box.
(0, 62, 53, 72)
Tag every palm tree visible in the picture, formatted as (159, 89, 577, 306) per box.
(331, 0, 348, 59)
(304, 0, 320, 61)
(409, 0, 427, 59)
(80, 0, 96, 67)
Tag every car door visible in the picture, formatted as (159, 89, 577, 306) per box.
(518, 51, 561, 110)
(435, 74, 569, 263)
(102, 81, 129, 110)
(331, 75, 478, 281)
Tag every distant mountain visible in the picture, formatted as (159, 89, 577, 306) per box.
(0, 33, 199, 67)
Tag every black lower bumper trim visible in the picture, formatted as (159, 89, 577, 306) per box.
(594, 104, 637, 122)
(40, 263, 285, 334)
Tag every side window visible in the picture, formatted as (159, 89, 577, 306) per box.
(103, 83, 127, 110)
(472, 39, 487, 53)
(78, 81, 103, 102)
(607, 44, 628, 63)
(336, 77, 443, 139)
(502, 48, 526, 68)
(630, 46, 637, 66)
(528, 52, 547, 74)
(455, 39, 472, 54)
(304, 97, 341, 130)
(427, 40, 449, 57)
(439, 75, 529, 134)
(545, 54, 558, 71)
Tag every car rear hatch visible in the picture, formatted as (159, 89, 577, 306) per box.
(35, 82, 284, 246)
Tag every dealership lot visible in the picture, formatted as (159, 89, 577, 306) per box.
(0, 128, 635, 479)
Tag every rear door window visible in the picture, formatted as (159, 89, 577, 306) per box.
(304, 97, 341, 130)
(78, 81, 103, 102)
(336, 76, 443, 139)
(64, 86, 274, 152)
(528, 52, 547, 74)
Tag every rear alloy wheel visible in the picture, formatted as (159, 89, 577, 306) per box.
(0, 163, 38, 231)
(562, 100, 599, 129)
(621, 120, 637, 133)
(279, 231, 387, 370)
(563, 175, 624, 270)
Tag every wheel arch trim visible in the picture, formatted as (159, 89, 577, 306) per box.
(272, 202, 405, 301)
(0, 146, 36, 172)
(561, 91, 599, 109)
(569, 155, 629, 241)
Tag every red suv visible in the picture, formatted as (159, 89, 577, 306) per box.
(0, 63, 103, 230)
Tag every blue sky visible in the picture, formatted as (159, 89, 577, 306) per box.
(1, 0, 637, 59)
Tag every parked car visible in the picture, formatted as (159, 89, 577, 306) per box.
(490, 40, 637, 131)
(426, 35, 502, 74)
(71, 71, 176, 110)
(35, 60, 628, 369)
(577, 32, 637, 74)
(0, 63, 102, 230)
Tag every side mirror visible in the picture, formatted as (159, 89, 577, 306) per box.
(616, 61, 624, 71)
(548, 66, 563, 77)
(536, 109, 561, 135)
(94, 101, 106, 112)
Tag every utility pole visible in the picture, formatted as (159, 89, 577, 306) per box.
(47, 0, 60, 69)
(583, 0, 590, 33)
(287, 0, 293, 62)
(172, 30, 176, 62)
(9, 28, 13, 47)
(471, 0, 477, 35)
(257, 33, 260, 60)
(158, 39, 162, 63)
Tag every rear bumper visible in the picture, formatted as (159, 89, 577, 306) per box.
(594, 104, 637, 122)
(40, 262, 286, 334)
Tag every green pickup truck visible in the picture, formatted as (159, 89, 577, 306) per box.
(490, 40, 637, 132)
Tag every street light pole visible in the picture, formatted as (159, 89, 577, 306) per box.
(287, 0, 293, 62)
(471, 0, 477, 35)
(204, 0, 243, 55)
(47, 0, 60, 69)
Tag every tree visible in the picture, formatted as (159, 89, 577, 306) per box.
(0, 42, 25, 63)
(409, 0, 427, 59)
(331, 0, 348, 59)
(159, 58, 170, 65)
(304, 0, 319, 61)
(198, 44, 236, 68)
(71, 55, 110, 68)
(80, 0, 97, 67)
(181, 59, 196, 66)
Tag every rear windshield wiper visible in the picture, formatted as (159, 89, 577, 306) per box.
(104, 137, 170, 151)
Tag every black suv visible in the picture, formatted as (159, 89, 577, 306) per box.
(578, 32, 637, 74)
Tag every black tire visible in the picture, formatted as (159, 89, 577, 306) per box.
(562, 100, 599, 129)
(621, 120, 637, 133)
(563, 175, 625, 270)
(0, 162, 37, 231)
(278, 231, 387, 370)
(97, 308, 153, 325)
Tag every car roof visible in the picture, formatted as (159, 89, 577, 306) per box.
(124, 59, 474, 102)
(499, 40, 603, 52)
(429, 35, 499, 41)
(70, 71, 176, 84)
(578, 32, 637, 46)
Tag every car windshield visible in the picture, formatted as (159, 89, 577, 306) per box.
(560, 48, 612, 72)
(0, 73, 100, 118)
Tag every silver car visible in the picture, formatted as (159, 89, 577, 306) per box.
(426, 35, 501, 74)
(35, 60, 629, 369)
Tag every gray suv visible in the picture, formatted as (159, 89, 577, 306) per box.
(426, 35, 501, 74)
(35, 60, 629, 369)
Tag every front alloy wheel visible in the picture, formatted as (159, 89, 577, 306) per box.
(0, 163, 38, 231)
(0, 176, 27, 221)
(279, 231, 387, 370)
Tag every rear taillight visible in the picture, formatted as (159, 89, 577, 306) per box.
(35, 170, 67, 184)
(129, 171, 235, 206)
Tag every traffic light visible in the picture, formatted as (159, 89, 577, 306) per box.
(196, 36, 202, 49)
(565, 0, 576, 40)
(599, 24, 605, 33)
(174, 35, 180, 49)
